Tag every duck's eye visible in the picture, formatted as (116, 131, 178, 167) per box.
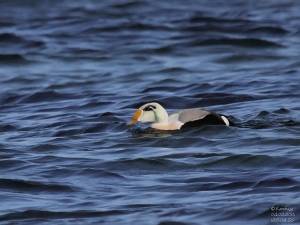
(144, 106, 152, 111)
(144, 105, 156, 111)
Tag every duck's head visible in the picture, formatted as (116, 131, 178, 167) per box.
(130, 102, 168, 125)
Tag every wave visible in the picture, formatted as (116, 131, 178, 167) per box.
(83, 22, 171, 34)
(0, 33, 24, 43)
(0, 209, 126, 221)
(111, 1, 145, 9)
(0, 32, 44, 48)
(127, 92, 258, 109)
(158, 221, 189, 225)
(0, 93, 23, 105)
(78, 169, 126, 179)
(187, 37, 282, 48)
(247, 26, 288, 35)
(0, 124, 17, 132)
(188, 15, 250, 24)
(0, 21, 14, 27)
(254, 177, 298, 187)
(20, 90, 78, 103)
(211, 177, 299, 191)
(217, 54, 285, 63)
(0, 159, 26, 170)
(0, 178, 75, 193)
(0, 54, 29, 64)
(100, 158, 191, 172)
(30, 143, 65, 152)
(242, 108, 300, 128)
(199, 153, 298, 169)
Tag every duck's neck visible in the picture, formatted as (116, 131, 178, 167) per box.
(154, 107, 169, 123)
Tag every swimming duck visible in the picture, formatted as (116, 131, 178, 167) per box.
(130, 102, 232, 130)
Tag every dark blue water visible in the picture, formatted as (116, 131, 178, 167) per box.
(0, 1, 299, 224)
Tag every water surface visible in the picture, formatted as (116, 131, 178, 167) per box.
(0, 0, 299, 224)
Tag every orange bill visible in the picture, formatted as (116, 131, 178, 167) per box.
(130, 109, 142, 125)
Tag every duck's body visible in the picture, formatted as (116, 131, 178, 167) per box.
(130, 102, 231, 130)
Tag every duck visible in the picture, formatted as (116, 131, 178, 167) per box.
(130, 102, 232, 130)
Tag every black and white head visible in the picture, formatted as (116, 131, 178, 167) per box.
(130, 102, 168, 124)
